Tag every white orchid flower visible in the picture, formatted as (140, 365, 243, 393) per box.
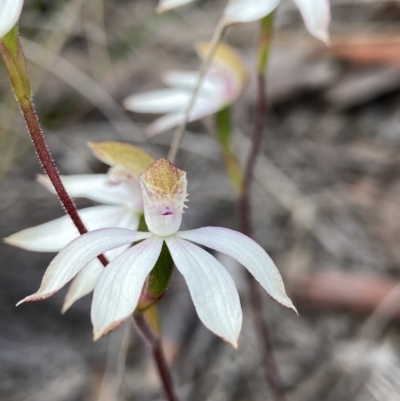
(157, 0, 330, 44)
(124, 42, 247, 136)
(6, 142, 155, 312)
(0, 0, 24, 38)
(6, 167, 143, 312)
(17, 158, 296, 347)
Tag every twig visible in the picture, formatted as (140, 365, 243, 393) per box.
(134, 314, 180, 401)
(167, 1, 230, 163)
(238, 14, 286, 401)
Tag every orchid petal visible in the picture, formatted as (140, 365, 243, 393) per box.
(124, 89, 192, 114)
(17, 228, 152, 305)
(5, 205, 139, 252)
(0, 0, 24, 38)
(37, 174, 139, 208)
(177, 227, 296, 312)
(145, 98, 220, 136)
(156, 0, 195, 13)
(292, 0, 330, 44)
(91, 237, 163, 340)
(166, 236, 242, 347)
(163, 71, 217, 95)
(62, 260, 102, 313)
(61, 246, 129, 313)
(224, 0, 280, 25)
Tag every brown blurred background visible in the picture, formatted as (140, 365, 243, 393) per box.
(2, 0, 400, 400)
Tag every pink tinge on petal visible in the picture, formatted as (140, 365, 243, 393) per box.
(140, 159, 187, 236)
(91, 237, 163, 340)
(16, 228, 152, 306)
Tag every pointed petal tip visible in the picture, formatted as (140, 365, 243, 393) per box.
(93, 330, 102, 341)
(61, 301, 71, 315)
(16, 291, 55, 307)
(93, 320, 125, 341)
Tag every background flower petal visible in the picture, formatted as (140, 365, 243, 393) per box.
(5, 205, 139, 252)
(166, 236, 242, 347)
(224, 0, 280, 25)
(61, 260, 103, 313)
(37, 174, 138, 207)
(124, 88, 194, 114)
(292, 0, 330, 44)
(145, 98, 220, 137)
(16, 228, 152, 305)
(163, 71, 217, 95)
(91, 237, 163, 340)
(61, 247, 129, 313)
(0, 0, 24, 38)
(177, 227, 297, 312)
(156, 0, 195, 13)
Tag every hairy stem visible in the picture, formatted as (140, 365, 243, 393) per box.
(1, 28, 179, 401)
(0, 28, 108, 267)
(21, 102, 109, 266)
(134, 314, 180, 401)
(238, 14, 286, 401)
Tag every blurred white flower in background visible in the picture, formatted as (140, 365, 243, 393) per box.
(124, 42, 247, 136)
(0, 0, 24, 38)
(157, 0, 330, 44)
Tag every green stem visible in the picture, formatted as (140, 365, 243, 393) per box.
(215, 107, 243, 193)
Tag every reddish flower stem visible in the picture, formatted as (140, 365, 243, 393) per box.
(1, 29, 178, 401)
(134, 314, 180, 401)
(20, 102, 109, 266)
(239, 15, 286, 401)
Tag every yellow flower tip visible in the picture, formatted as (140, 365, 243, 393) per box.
(141, 158, 186, 199)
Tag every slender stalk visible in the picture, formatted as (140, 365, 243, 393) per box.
(167, 1, 231, 163)
(1, 27, 179, 401)
(0, 29, 109, 267)
(238, 14, 286, 401)
(134, 314, 180, 401)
